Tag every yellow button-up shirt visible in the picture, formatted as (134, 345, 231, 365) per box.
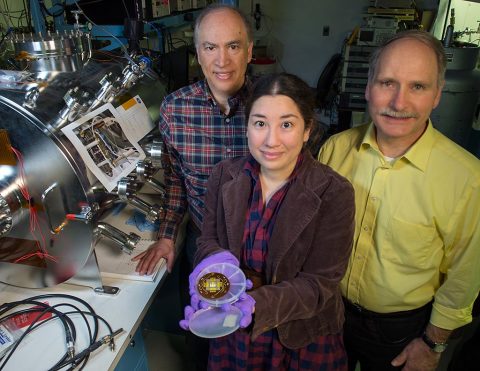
(318, 122, 480, 330)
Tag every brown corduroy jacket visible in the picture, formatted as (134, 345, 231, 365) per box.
(195, 152, 355, 349)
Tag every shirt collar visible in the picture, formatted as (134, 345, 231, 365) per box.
(402, 120, 435, 171)
(360, 123, 378, 151)
(243, 154, 261, 181)
(204, 76, 252, 110)
(360, 120, 435, 172)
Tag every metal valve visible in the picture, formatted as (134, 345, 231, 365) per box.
(144, 140, 163, 168)
(71, 10, 83, 30)
(50, 86, 92, 131)
(136, 160, 166, 197)
(89, 72, 121, 110)
(117, 177, 162, 223)
(94, 222, 140, 254)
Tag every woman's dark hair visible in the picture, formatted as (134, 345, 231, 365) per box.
(245, 73, 316, 130)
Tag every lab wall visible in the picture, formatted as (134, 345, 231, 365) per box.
(239, 0, 479, 86)
(239, 0, 369, 86)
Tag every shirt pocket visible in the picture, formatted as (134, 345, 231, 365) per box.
(383, 218, 439, 270)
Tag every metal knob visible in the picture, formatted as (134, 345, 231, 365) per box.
(145, 140, 163, 168)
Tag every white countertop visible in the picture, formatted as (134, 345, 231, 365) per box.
(0, 205, 186, 371)
(0, 262, 168, 371)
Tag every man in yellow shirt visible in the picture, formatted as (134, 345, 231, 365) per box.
(318, 30, 480, 371)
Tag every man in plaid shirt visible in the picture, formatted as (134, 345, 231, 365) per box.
(133, 4, 253, 275)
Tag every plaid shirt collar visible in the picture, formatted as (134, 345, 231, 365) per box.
(203, 76, 252, 115)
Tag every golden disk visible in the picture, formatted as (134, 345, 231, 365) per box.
(197, 272, 231, 300)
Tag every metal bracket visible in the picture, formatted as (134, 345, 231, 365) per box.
(94, 285, 120, 295)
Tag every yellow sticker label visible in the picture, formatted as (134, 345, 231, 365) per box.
(121, 97, 137, 110)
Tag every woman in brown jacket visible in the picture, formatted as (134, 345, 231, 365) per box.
(182, 73, 355, 370)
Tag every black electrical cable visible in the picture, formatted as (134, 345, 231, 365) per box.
(7, 294, 100, 352)
(0, 27, 13, 49)
(17, 10, 25, 28)
(0, 303, 74, 370)
(0, 303, 89, 371)
(73, 0, 135, 64)
(49, 310, 115, 371)
(121, 0, 131, 20)
(0, 300, 77, 370)
(22, 0, 31, 30)
(0, 294, 119, 371)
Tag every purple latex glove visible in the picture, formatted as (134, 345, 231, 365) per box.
(223, 292, 256, 328)
(179, 304, 194, 330)
(188, 251, 239, 295)
(179, 294, 209, 330)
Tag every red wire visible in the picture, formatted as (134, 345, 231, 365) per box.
(10, 147, 57, 263)
(14, 252, 59, 264)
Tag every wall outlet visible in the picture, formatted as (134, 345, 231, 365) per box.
(323, 26, 330, 36)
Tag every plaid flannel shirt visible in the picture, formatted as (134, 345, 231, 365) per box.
(158, 79, 251, 240)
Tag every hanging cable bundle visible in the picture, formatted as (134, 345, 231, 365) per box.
(0, 294, 122, 371)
